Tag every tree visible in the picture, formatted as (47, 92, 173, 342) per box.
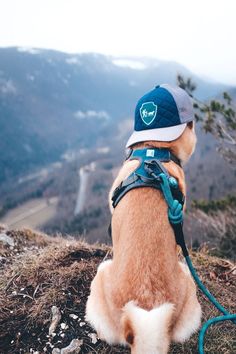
(177, 75, 236, 163)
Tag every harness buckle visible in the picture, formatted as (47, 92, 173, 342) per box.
(144, 159, 169, 179)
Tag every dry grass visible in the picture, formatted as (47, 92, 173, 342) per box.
(0, 229, 235, 354)
(0, 226, 52, 258)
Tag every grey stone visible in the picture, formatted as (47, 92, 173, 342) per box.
(0, 233, 15, 247)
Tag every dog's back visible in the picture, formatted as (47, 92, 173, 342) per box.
(111, 180, 185, 309)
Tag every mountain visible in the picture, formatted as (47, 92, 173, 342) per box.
(0, 47, 232, 184)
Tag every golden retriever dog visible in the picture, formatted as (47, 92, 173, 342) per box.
(86, 120, 201, 353)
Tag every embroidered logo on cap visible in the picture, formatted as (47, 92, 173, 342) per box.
(140, 102, 157, 125)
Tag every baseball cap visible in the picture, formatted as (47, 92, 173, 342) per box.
(126, 84, 194, 148)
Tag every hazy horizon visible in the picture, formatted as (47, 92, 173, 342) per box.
(1, 45, 233, 88)
(0, 0, 236, 86)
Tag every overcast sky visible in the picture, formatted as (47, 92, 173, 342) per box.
(0, 0, 235, 85)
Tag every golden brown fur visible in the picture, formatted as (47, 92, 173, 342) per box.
(86, 123, 201, 354)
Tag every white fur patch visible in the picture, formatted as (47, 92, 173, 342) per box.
(172, 302, 202, 343)
(123, 301, 174, 354)
(86, 259, 120, 344)
(178, 261, 191, 275)
(97, 259, 112, 272)
(86, 295, 119, 344)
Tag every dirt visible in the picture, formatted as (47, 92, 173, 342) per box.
(0, 227, 235, 354)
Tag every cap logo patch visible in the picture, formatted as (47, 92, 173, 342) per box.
(140, 102, 157, 125)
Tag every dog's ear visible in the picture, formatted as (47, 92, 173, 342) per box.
(187, 121, 194, 129)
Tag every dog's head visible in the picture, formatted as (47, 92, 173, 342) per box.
(170, 121, 197, 163)
(132, 121, 196, 165)
(126, 84, 197, 164)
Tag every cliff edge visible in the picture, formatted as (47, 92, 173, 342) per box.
(0, 226, 235, 354)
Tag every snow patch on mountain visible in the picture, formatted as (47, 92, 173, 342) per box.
(66, 57, 81, 65)
(112, 59, 147, 70)
(17, 47, 40, 55)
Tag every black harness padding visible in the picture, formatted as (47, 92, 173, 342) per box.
(111, 148, 184, 209)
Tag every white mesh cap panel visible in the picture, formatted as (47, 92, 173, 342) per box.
(160, 84, 194, 123)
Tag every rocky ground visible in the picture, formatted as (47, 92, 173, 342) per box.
(0, 225, 235, 354)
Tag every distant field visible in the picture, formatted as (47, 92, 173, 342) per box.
(0, 197, 58, 230)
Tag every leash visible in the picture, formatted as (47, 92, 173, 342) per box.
(144, 161, 236, 354)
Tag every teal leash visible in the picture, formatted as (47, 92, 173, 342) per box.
(185, 255, 236, 354)
(148, 170, 236, 354)
(185, 255, 233, 316)
(198, 314, 236, 354)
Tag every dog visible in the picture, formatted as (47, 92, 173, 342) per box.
(86, 86, 201, 354)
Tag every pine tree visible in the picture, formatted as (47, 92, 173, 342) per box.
(177, 75, 236, 163)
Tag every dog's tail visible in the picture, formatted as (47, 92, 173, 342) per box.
(122, 301, 174, 354)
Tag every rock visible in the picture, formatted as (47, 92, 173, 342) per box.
(0, 224, 7, 233)
(49, 306, 61, 336)
(0, 256, 6, 263)
(52, 339, 83, 354)
(60, 322, 68, 330)
(0, 233, 15, 247)
(88, 332, 98, 344)
(69, 314, 78, 320)
(52, 349, 61, 354)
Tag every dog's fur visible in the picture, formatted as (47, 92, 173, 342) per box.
(86, 123, 201, 354)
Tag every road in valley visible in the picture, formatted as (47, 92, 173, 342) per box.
(74, 162, 96, 215)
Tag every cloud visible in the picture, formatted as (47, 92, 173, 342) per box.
(74, 110, 110, 120)
(0, 79, 17, 94)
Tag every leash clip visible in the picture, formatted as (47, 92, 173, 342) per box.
(144, 159, 168, 179)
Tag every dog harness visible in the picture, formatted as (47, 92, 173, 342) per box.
(112, 148, 184, 207)
(110, 147, 236, 353)
(112, 148, 184, 208)
(111, 147, 188, 255)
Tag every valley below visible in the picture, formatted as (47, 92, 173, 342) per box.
(0, 197, 58, 230)
(0, 47, 235, 257)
